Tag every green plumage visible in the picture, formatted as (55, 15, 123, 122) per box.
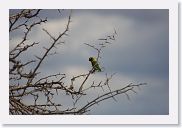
(89, 57, 101, 72)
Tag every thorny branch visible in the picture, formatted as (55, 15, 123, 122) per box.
(77, 83, 147, 114)
(9, 9, 147, 115)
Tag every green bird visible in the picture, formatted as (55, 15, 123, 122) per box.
(89, 57, 101, 72)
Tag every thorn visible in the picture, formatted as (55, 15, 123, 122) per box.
(105, 41, 111, 44)
(114, 28, 117, 35)
(43, 46, 48, 50)
(98, 38, 107, 40)
(34, 55, 41, 60)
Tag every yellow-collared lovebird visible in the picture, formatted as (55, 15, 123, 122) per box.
(89, 57, 101, 72)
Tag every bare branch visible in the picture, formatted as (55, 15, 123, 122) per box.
(9, 9, 147, 115)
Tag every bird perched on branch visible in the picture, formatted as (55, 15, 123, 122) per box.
(89, 57, 101, 72)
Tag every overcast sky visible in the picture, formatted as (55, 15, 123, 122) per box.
(10, 9, 169, 115)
